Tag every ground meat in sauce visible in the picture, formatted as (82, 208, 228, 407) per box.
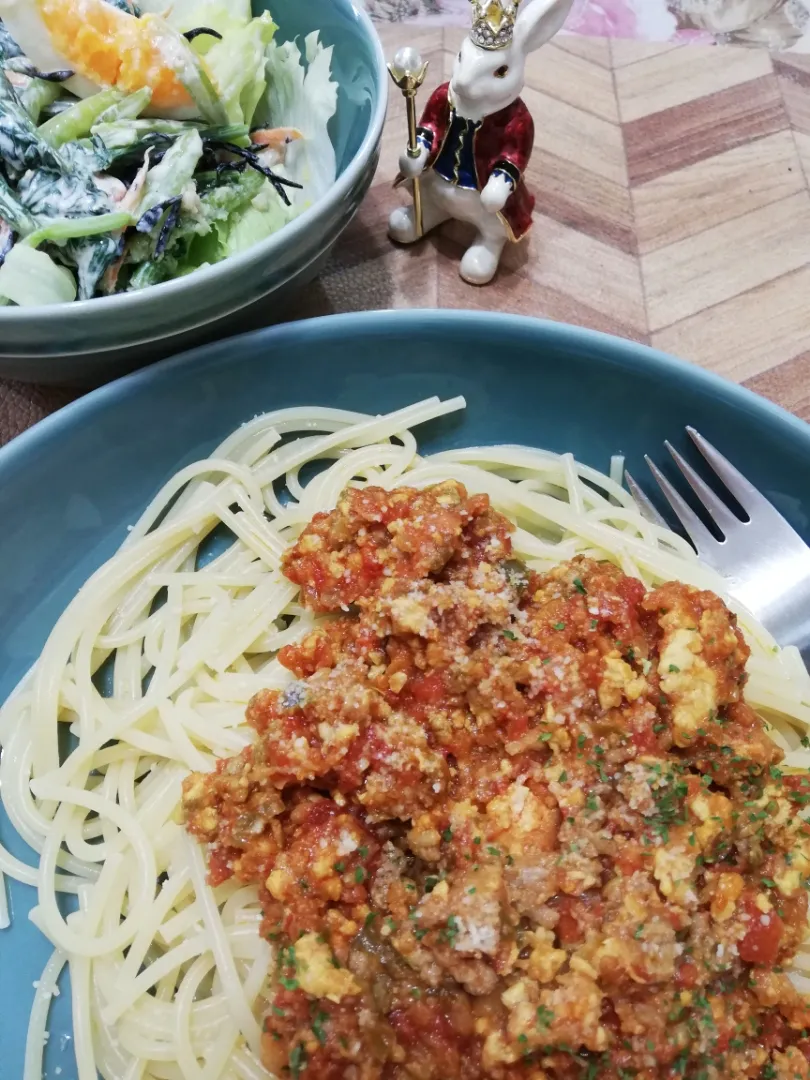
(181, 480, 810, 1080)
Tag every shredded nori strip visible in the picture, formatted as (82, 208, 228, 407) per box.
(215, 160, 249, 179)
(136, 198, 178, 234)
(155, 197, 182, 257)
(5, 58, 74, 83)
(203, 139, 302, 206)
(184, 27, 223, 42)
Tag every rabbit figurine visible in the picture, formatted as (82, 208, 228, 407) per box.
(388, 0, 575, 285)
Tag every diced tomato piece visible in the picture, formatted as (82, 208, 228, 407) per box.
(674, 958, 698, 990)
(207, 846, 235, 886)
(632, 724, 658, 753)
(556, 908, 581, 946)
(783, 774, 810, 806)
(618, 576, 647, 608)
(760, 1011, 788, 1050)
(360, 544, 381, 575)
(410, 672, 446, 705)
(614, 843, 645, 876)
(506, 714, 529, 740)
(553, 896, 603, 946)
(739, 899, 784, 966)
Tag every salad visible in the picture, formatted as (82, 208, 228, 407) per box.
(0, 0, 338, 305)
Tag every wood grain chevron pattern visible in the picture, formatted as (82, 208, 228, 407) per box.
(292, 27, 810, 424)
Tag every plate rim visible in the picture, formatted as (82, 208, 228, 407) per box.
(2, 311, 809, 478)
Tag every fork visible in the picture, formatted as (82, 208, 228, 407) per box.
(624, 428, 810, 666)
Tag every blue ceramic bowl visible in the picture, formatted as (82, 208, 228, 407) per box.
(0, 0, 386, 387)
(1, 311, 810, 1078)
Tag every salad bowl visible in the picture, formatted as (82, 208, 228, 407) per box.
(0, 0, 387, 386)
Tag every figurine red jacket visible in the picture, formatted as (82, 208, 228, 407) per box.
(396, 81, 536, 242)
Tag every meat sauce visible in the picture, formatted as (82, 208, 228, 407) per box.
(182, 481, 810, 1080)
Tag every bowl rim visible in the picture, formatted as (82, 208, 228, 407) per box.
(0, 0, 387, 327)
(2, 310, 809, 473)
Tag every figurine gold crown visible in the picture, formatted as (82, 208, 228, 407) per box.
(468, 0, 522, 50)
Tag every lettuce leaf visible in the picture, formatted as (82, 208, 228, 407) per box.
(212, 177, 294, 258)
(203, 12, 277, 126)
(126, 168, 266, 279)
(259, 32, 338, 211)
(135, 0, 252, 51)
(0, 245, 77, 305)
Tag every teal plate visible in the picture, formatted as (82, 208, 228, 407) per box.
(1, 310, 809, 1077)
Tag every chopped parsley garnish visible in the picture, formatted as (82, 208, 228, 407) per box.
(577, 734, 587, 749)
(311, 1011, 329, 1045)
(365, 912, 377, 927)
(414, 927, 429, 940)
(410, 987, 421, 999)
(634, 924, 644, 939)
(289, 1044, 308, 1078)
(333, 861, 345, 873)
(761, 877, 776, 889)
(425, 875, 439, 893)
(503, 629, 518, 640)
(487, 846, 501, 857)
(473, 836, 482, 845)
(559, 771, 568, 782)
(539, 732, 553, 742)
(278, 944, 297, 970)
(590, 619, 598, 629)
(468, 886, 477, 894)
(553, 621, 566, 631)
(272, 1005, 286, 1017)
(536, 1005, 554, 1030)
(573, 577, 587, 594)
(668, 664, 680, 673)
(441, 915, 460, 946)
(280, 977, 299, 991)
(441, 827, 453, 842)
(354, 867, 366, 883)
(358, 845, 368, 858)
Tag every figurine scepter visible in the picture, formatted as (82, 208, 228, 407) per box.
(388, 47, 429, 239)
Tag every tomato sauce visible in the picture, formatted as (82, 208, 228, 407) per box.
(181, 481, 810, 1080)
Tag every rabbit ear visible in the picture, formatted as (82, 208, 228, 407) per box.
(513, 0, 575, 55)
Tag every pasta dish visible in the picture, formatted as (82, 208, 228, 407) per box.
(2, 398, 810, 1080)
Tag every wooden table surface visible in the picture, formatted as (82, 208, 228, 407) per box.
(2, 25, 810, 444)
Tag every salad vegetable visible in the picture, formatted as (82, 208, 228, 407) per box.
(0, 0, 338, 305)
